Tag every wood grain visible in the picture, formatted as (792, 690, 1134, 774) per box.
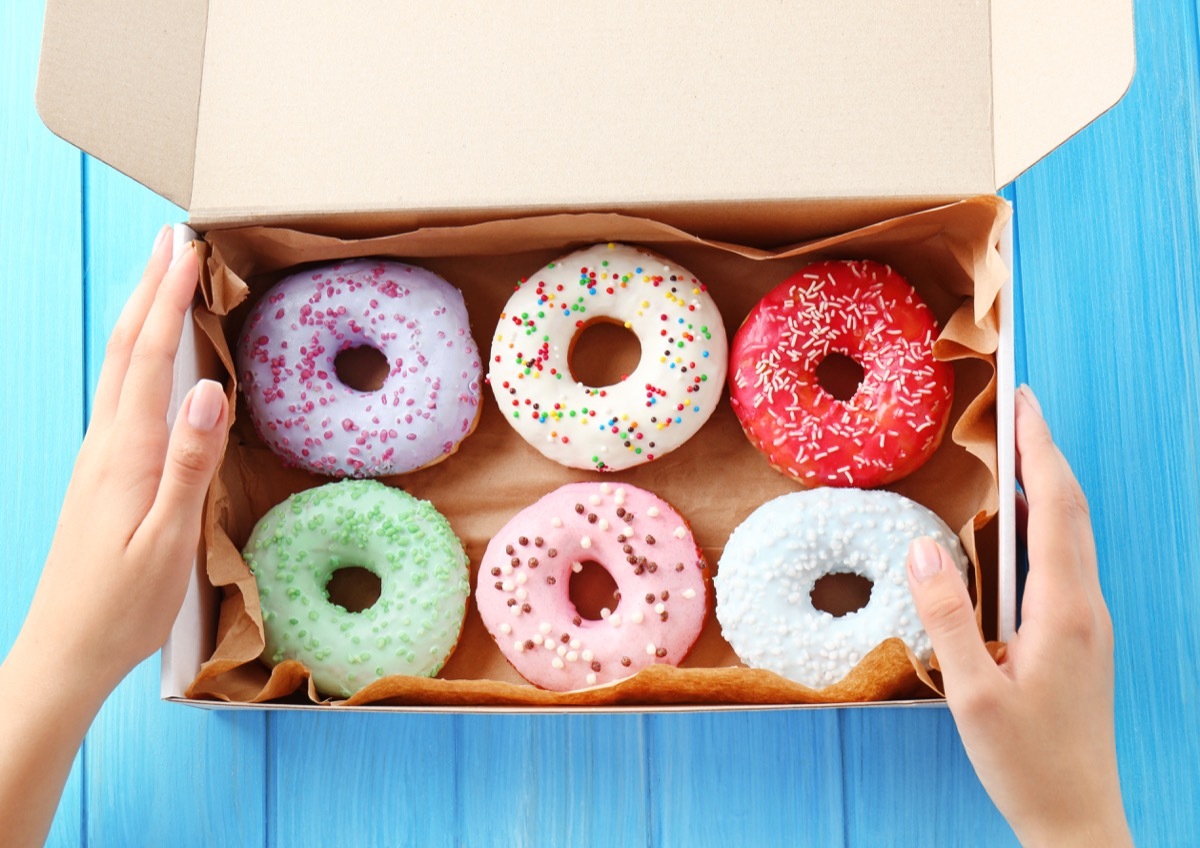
(0, 2, 84, 845)
(1, 0, 1198, 846)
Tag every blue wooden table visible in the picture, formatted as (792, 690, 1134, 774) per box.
(2, 2, 1197, 845)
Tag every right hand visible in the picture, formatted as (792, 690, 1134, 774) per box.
(905, 386, 1132, 847)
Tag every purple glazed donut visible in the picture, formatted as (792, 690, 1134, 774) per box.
(237, 259, 483, 477)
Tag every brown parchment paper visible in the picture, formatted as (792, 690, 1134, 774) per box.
(184, 195, 1010, 707)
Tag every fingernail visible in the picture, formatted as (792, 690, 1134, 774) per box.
(187, 379, 225, 431)
(170, 241, 197, 271)
(152, 224, 172, 254)
(908, 537, 942, 583)
(1019, 384, 1044, 417)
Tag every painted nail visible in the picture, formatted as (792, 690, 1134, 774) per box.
(908, 537, 942, 583)
(152, 224, 172, 253)
(187, 379, 225, 431)
(1019, 384, 1044, 417)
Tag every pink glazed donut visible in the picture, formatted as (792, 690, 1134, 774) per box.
(476, 482, 709, 691)
(237, 259, 483, 477)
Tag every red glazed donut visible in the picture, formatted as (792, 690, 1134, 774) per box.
(729, 260, 954, 488)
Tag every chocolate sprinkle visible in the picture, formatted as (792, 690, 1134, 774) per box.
(494, 581, 504, 590)
(529, 557, 539, 568)
(505, 545, 514, 556)
(573, 615, 583, 626)
(661, 590, 669, 601)
(521, 603, 531, 613)
(506, 599, 517, 607)
(655, 648, 668, 658)
(547, 548, 558, 558)
(587, 513, 597, 524)
(546, 576, 556, 585)
(645, 535, 656, 545)
(490, 567, 501, 576)
(622, 544, 633, 554)
(561, 633, 571, 643)
(534, 536, 544, 547)
(524, 640, 536, 651)
(591, 661, 602, 672)
(518, 536, 529, 546)
(621, 657, 632, 667)
(574, 503, 585, 513)
(645, 593, 656, 604)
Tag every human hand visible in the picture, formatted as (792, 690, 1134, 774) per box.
(15, 225, 228, 696)
(906, 386, 1131, 847)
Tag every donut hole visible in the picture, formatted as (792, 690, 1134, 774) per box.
(324, 566, 382, 614)
(568, 560, 621, 621)
(334, 345, 389, 392)
(810, 571, 873, 617)
(815, 353, 865, 401)
(569, 319, 641, 388)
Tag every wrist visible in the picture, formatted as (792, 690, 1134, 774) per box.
(2, 616, 123, 713)
(1014, 802, 1133, 848)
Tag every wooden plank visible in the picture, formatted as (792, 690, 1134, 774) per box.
(646, 712, 844, 847)
(1008, 0, 1200, 842)
(457, 714, 650, 846)
(268, 712, 458, 847)
(78, 156, 267, 846)
(0, 1, 85, 845)
(841, 709, 1015, 846)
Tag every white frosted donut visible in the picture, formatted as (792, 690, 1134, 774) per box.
(238, 259, 483, 478)
(715, 488, 969, 688)
(488, 243, 728, 471)
(475, 482, 709, 691)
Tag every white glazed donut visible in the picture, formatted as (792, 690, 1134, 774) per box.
(237, 259, 483, 477)
(488, 243, 728, 471)
(715, 488, 969, 688)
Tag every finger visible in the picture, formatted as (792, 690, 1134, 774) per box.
(907, 537, 996, 692)
(1015, 488, 1029, 544)
(1014, 386, 1097, 606)
(135, 379, 228, 553)
(116, 245, 200, 428)
(91, 225, 174, 427)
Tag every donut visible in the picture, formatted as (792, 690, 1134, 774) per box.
(244, 479, 471, 698)
(237, 258, 483, 478)
(715, 488, 969, 689)
(475, 482, 709, 690)
(488, 243, 728, 471)
(728, 260, 953, 488)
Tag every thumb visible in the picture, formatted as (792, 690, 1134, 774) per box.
(907, 536, 995, 691)
(142, 379, 228, 548)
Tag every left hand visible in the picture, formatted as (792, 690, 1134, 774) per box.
(18, 226, 228, 694)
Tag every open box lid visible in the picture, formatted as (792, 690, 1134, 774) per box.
(37, 0, 1133, 228)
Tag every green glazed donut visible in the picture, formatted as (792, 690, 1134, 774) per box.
(244, 480, 470, 698)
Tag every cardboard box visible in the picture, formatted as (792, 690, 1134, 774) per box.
(35, 0, 1134, 712)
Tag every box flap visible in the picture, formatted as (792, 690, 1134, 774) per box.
(992, 0, 1135, 186)
(36, 0, 207, 208)
(37, 1, 1134, 224)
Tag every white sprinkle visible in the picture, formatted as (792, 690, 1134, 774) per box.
(566, 651, 579, 662)
(600, 608, 611, 619)
(647, 506, 660, 518)
(682, 588, 696, 600)
(631, 610, 644, 624)
(581, 649, 594, 662)
(646, 642, 657, 655)
(581, 536, 592, 549)
(600, 482, 612, 494)
(610, 614, 623, 627)
(586, 672, 597, 685)
(551, 517, 563, 528)
(556, 645, 567, 656)
(501, 580, 514, 592)
(501, 563, 514, 576)
(543, 638, 555, 650)
(515, 588, 528, 601)
(569, 638, 580, 650)
(539, 622, 552, 634)
(598, 519, 609, 531)
(552, 657, 565, 669)
(510, 605, 521, 617)
(589, 494, 601, 505)
(654, 603, 665, 614)
(673, 526, 687, 539)
(500, 623, 512, 635)
(572, 561, 583, 573)
(514, 640, 525, 652)
(516, 572, 528, 585)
